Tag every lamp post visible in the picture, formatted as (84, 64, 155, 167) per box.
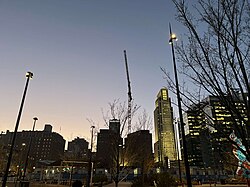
(87, 125, 95, 187)
(2, 72, 33, 187)
(14, 143, 26, 187)
(115, 142, 120, 187)
(174, 119, 183, 184)
(169, 24, 192, 187)
(22, 117, 38, 180)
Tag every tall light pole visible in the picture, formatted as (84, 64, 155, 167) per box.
(115, 139, 120, 187)
(174, 119, 183, 184)
(22, 117, 38, 180)
(169, 24, 192, 187)
(87, 125, 95, 187)
(2, 72, 33, 187)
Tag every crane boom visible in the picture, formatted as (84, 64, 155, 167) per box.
(124, 50, 132, 134)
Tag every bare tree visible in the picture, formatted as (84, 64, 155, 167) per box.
(102, 99, 140, 137)
(99, 99, 155, 187)
(165, 0, 250, 165)
(133, 109, 153, 132)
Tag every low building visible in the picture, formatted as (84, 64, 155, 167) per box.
(96, 119, 121, 170)
(0, 124, 65, 171)
(66, 137, 89, 160)
(125, 130, 153, 168)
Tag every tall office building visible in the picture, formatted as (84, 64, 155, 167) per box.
(183, 106, 204, 167)
(154, 88, 176, 167)
(183, 95, 249, 169)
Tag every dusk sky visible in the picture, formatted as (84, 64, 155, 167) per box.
(0, 0, 186, 143)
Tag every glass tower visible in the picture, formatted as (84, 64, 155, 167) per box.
(154, 88, 177, 167)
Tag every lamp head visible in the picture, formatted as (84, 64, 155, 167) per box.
(169, 33, 178, 44)
(26, 72, 33, 79)
(33, 117, 38, 121)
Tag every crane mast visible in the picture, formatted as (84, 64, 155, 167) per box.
(124, 50, 132, 134)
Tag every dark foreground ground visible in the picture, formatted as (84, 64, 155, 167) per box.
(102, 182, 248, 187)
(0, 181, 248, 187)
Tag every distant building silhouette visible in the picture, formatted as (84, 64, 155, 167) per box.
(154, 88, 177, 168)
(96, 119, 121, 170)
(66, 137, 89, 159)
(0, 124, 65, 169)
(125, 130, 153, 167)
(109, 119, 120, 134)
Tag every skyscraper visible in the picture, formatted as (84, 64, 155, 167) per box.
(154, 88, 176, 167)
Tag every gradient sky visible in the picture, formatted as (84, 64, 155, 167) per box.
(0, 0, 185, 143)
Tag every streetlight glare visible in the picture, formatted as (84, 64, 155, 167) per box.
(171, 33, 177, 40)
(169, 33, 178, 44)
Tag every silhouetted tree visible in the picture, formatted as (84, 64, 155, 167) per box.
(101, 99, 154, 187)
(163, 0, 250, 170)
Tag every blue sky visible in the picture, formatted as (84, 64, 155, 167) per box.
(0, 0, 185, 143)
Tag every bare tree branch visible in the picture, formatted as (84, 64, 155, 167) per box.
(164, 0, 250, 165)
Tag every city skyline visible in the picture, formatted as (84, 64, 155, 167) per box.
(0, 0, 185, 142)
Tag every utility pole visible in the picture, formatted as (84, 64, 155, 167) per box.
(169, 24, 192, 187)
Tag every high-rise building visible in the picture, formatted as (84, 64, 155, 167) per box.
(183, 95, 249, 169)
(183, 106, 204, 167)
(154, 88, 177, 167)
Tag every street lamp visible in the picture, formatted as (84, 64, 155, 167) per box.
(173, 118, 183, 184)
(14, 143, 26, 187)
(22, 117, 38, 180)
(169, 24, 192, 187)
(2, 71, 33, 187)
(87, 125, 95, 187)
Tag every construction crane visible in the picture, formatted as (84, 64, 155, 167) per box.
(124, 50, 132, 134)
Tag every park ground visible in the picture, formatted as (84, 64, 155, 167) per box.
(103, 182, 248, 187)
(1, 181, 249, 187)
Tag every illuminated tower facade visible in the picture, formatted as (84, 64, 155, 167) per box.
(183, 95, 249, 169)
(154, 88, 176, 167)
